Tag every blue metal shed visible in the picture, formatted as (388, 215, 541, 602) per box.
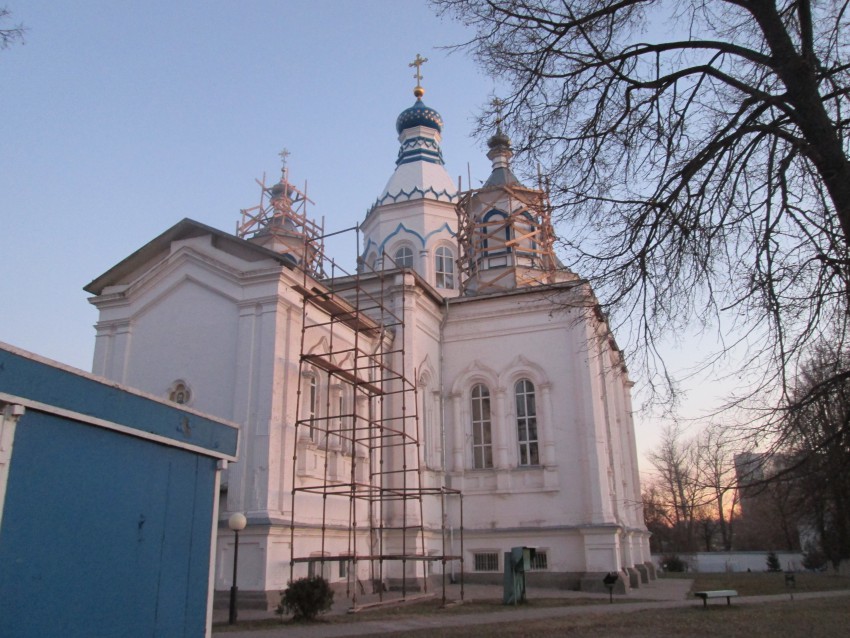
(0, 343, 239, 638)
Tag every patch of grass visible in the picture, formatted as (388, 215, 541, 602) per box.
(212, 572, 850, 634)
(352, 596, 637, 616)
(686, 571, 850, 596)
(373, 597, 850, 638)
(212, 597, 624, 632)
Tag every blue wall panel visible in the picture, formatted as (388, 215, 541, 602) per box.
(0, 409, 217, 637)
(0, 347, 238, 458)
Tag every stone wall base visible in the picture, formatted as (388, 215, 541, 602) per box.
(625, 566, 640, 588)
(458, 570, 636, 593)
(460, 571, 583, 590)
(213, 589, 279, 611)
(215, 565, 654, 611)
(385, 577, 426, 593)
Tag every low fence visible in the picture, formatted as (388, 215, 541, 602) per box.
(652, 552, 804, 573)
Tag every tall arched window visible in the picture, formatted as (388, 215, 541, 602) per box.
(307, 375, 318, 441)
(419, 374, 432, 466)
(334, 388, 345, 450)
(519, 212, 538, 253)
(435, 246, 454, 289)
(471, 383, 493, 469)
(515, 379, 539, 466)
(481, 210, 508, 254)
(394, 246, 413, 268)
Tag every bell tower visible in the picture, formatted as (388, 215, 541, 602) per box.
(455, 101, 569, 295)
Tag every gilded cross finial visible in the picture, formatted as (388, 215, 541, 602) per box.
(278, 148, 291, 179)
(278, 148, 290, 169)
(491, 97, 506, 131)
(409, 53, 428, 98)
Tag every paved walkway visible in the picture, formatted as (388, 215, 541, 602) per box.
(212, 579, 850, 638)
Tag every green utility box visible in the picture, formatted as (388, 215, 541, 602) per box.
(503, 546, 537, 605)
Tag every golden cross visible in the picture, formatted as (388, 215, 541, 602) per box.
(491, 98, 506, 129)
(278, 148, 290, 170)
(409, 53, 428, 87)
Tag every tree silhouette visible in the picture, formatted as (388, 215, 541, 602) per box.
(436, 1, 850, 420)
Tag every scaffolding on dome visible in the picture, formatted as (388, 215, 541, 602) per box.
(237, 165, 326, 278)
(455, 178, 559, 295)
(286, 225, 464, 609)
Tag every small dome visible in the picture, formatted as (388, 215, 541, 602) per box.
(487, 131, 511, 150)
(396, 99, 444, 134)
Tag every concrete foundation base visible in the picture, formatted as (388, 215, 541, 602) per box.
(625, 566, 640, 588)
(213, 589, 279, 612)
(386, 577, 425, 593)
(218, 563, 655, 610)
(461, 571, 584, 590)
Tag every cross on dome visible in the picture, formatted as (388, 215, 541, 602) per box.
(395, 55, 444, 134)
(278, 148, 290, 172)
(409, 53, 428, 98)
(491, 97, 506, 132)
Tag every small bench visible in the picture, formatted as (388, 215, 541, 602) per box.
(694, 590, 739, 607)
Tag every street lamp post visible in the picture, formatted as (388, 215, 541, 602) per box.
(228, 512, 247, 625)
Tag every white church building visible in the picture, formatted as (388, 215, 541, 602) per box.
(85, 73, 652, 607)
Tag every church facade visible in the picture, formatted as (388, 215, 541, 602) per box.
(85, 74, 652, 605)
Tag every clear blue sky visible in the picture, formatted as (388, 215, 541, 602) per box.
(1, 1, 493, 362)
(2, 1, 720, 470)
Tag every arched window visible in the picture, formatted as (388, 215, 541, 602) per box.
(481, 210, 508, 254)
(330, 387, 343, 450)
(307, 375, 318, 441)
(419, 374, 431, 466)
(334, 387, 352, 453)
(435, 246, 454, 289)
(471, 384, 493, 469)
(519, 212, 538, 253)
(394, 246, 413, 268)
(515, 379, 539, 466)
(307, 552, 331, 580)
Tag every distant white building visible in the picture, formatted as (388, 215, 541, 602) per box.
(85, 77, 652, 606)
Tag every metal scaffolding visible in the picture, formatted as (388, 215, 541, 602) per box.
(237, 162, 326, 278)
(280, 222, 463, 608)
(455, 179, 559, 295)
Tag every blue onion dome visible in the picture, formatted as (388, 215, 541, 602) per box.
(395, 87, 444, 134)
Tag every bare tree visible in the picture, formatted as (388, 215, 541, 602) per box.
(776, 345, 850, 563)
(642, 482, 676, 553)
(0, 7, 25, 49)
(647, 425, 707, 551)
(696, 425, 739, 550)
(435, 1, 850, 416)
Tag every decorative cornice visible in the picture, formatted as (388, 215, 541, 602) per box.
(361, 222, 457, 257)
(369, 185, 459, 212)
